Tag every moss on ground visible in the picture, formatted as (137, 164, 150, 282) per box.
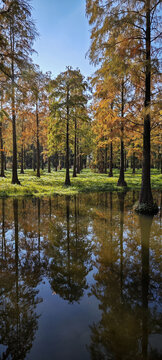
(0, 168, 161, 198)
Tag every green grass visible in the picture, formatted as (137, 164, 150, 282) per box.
(0, 168, 161, 197)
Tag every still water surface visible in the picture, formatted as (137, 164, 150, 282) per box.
(0, 191, 161, 360)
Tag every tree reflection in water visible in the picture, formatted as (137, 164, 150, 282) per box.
(0, 199, 42, 360)
(46, 195, 93, 303)
(0, 193, 161, 360)
(88, 192, 162, 360)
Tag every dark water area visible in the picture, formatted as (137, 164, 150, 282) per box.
(0, 191, 161, 360)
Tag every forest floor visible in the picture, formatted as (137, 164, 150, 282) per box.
(0, 168, 161, 197)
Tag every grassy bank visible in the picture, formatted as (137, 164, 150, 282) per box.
(0, 168, 161, 197)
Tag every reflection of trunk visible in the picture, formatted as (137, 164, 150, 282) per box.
(13, 198, 20, 351)
(38, 198, 40, 263)
(14, 199, 19, 292)
(74, 195, 78, 256)
(49, 198, 52, 219)
(36, 101, 40, 178)
(118, 192, 126, 300)
(65, 85, 71, 185)
(117, 82, 127, 187)
(139, 215, 152, 360)
(66, 196, 70, 299)
(110, 192, 113, 259)
(2, 199, 6, 259)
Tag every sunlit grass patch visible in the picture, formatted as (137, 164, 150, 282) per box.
(0, 168, 161, 197)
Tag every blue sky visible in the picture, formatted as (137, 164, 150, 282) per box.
(32, 0, 94, 78)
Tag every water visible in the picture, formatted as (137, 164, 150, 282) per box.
(0, 192, 161, 360)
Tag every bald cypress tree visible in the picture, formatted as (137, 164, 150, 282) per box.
(86, 0, 160, 214)
(50, 67, 88, 186)
(1, 0, 37, 184)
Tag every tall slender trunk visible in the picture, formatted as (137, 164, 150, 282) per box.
(20, 119, 24, 174)
(4, 155, 6, 170)
(109, 140, 113, 177)
(109, 103, 113, 177)
(65, 84, 71, 185)
(36, 101, 40, 177)
(124, 151, 127, 172)
(80, 153, 83, 171)
(11, 27, 20, 185)
(0, 125, 5, 178)
(20, 143, 24, 174)
(137, 0, 158, 214)
(132, 152, 136, 174)
(41, 153, 44, 170)
(33, 146, 36, 171)
(139, 0, 153, 206)
(55, 151, 58, 171)
(76, 129, 80, 174)
(117, 81, 127, 187)
(104, 146, 107, 174)
(48, 156, 51, 173)
(0, 96, 5, 177)
(77, 145, 80, 174)
(73, 117, 77, 177)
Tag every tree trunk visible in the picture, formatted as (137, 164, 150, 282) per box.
(117, 81, 127, 187)
(0, 122, 5, 177)
(48, 156, 51, 173)
(65, 85, 71, 185)
(11, 47, 20, 184)
(36, 101, 40, 177)
(109, 140, 113, 177)
(104, 146, 107, 174)
(124, 151, 127, 172)
(33, 146, 36, 171)
(4, 155, 6, 170)
(41, 154, 44, 170)
(73, 117, 77, 177)
(137, 0, 158, 214)
(132, 152, 136, 174)
(20, 119, 24, 174)
(20, 143, 24, 174)
(80, 154, 83, 171)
